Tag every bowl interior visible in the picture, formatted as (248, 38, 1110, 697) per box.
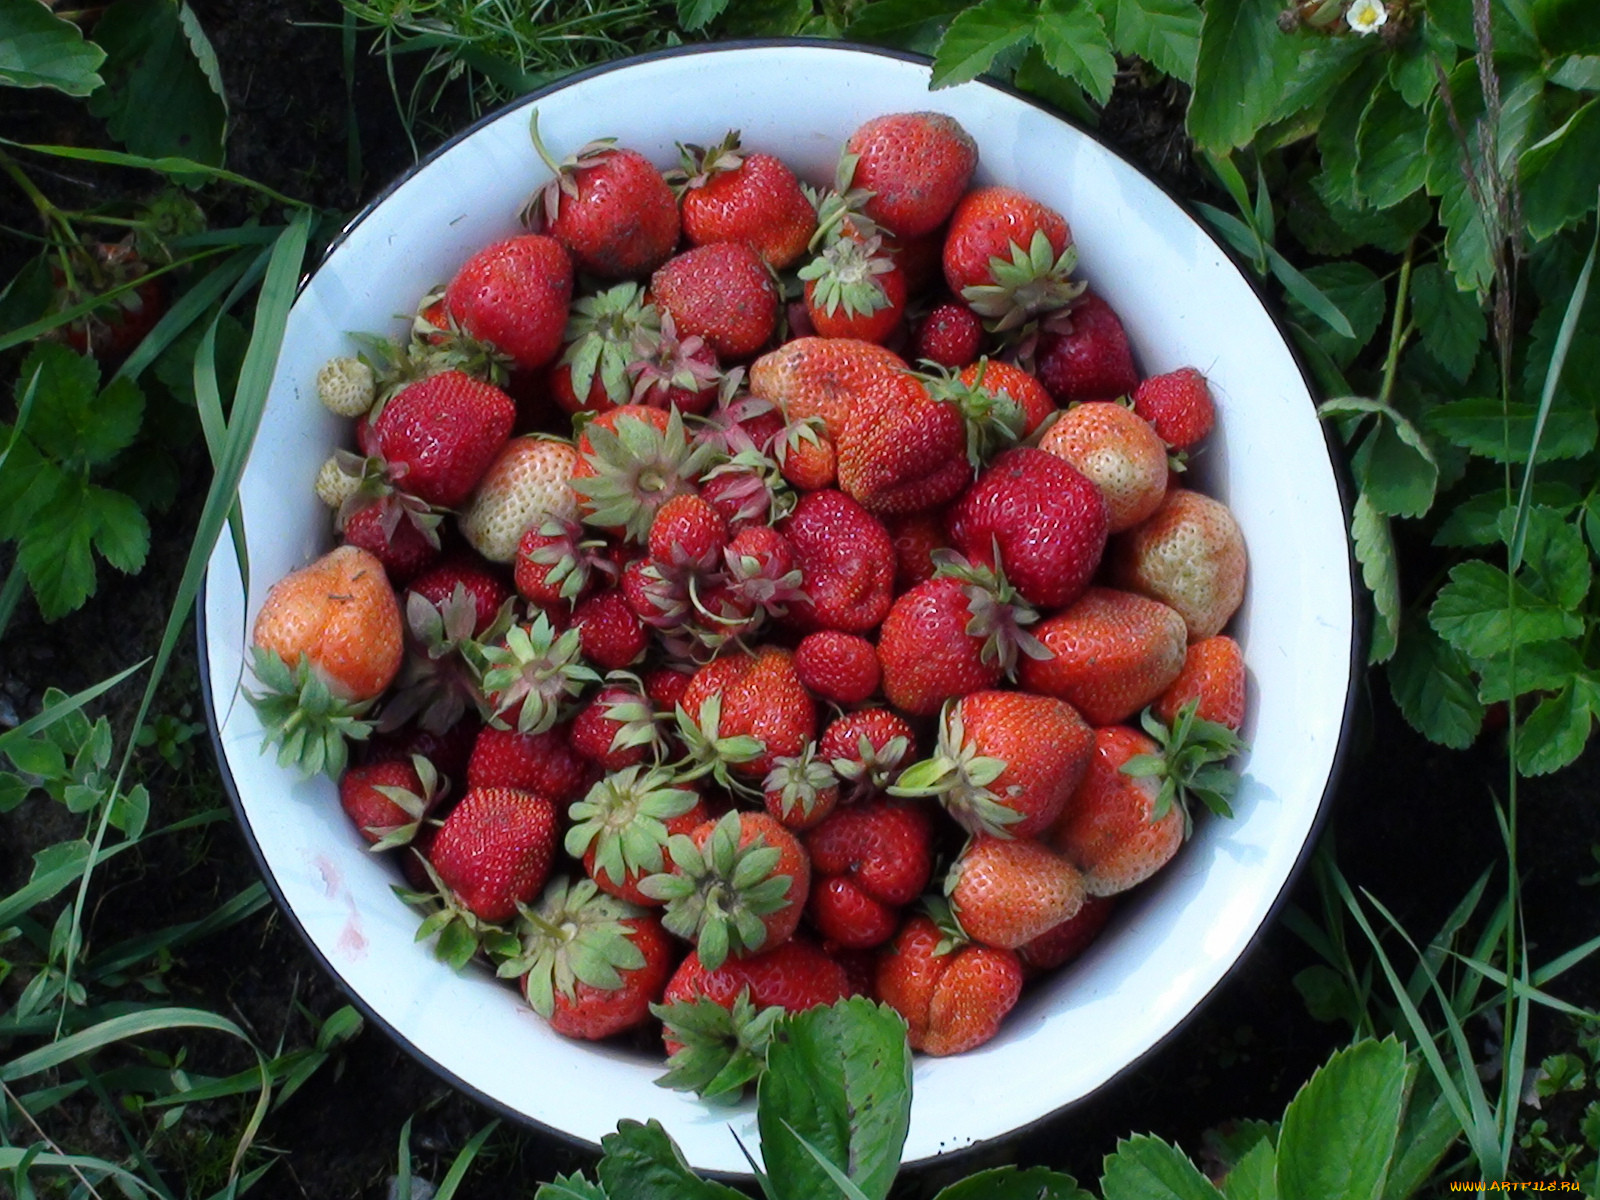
(202, 42, 1354, 1174)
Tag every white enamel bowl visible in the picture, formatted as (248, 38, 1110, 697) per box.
(202, 41, 1357, 1175)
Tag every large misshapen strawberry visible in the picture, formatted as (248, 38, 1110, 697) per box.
(874, 910, 1022, 1056)
(835, 370, 969, 515)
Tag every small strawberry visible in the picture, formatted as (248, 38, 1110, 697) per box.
(651, 242, 780, 360)
(942, 187, 1082, 331)
(627, 311, 722, 415)
(1153, 635, 1247, 732)
(1132, 366, 1216, 450)
(367, 370, 516, 509)
(805, 797, 933, 949)
(1113, 488, 1248, 641)
(478, 610, 599, 735)
(55, 240, 167, 362)
(669, 131, 817, 269)
(653, 938, 850, 1099)
(466, 722, 590, 802)
(338, 754, 444, 848)
(514, 515, 614, 607)
(248, 546, 404, 777)
(721, 524, 806, 620)
(891, 690, 1093, 839)
(317, 355, 377, 418)
(565, 764, 704, 905)
(443, 233, 574, 372)
(946, 446, 1109, 610)
(798, 235, 907, 344)
(1018, 587, 1188, 727)
(647, 492, 729, 572)
(569, 677, 665, 770)
(1033, 292, 1139, 404)
(428, 785, 559, 924)
(876, 556, 1049, 717)
(549, 281, 659, 416)
(339, 495, 441, 585)
(1018, 893, 1115, 974)
(843, 112, 978, 238)
(874, 911, 1023, 1056)
(523, 114, 680, 278)
(762, 743, 840, 831)
(383, 571, 509, 736)
(496, 878, 676, 1041)
(676, 648, 816, 784)
(572, 588, 648, 671)
(819, 708, 916, 802)
(639, 809, 811, 970)
(1039, 400, 1169, 533)
(570, 405, 712, 544)
(794, 630, 881, 705)
(456, 435, 580, 564)
(913, 301, 984, 368)
(944, 835, 1085, 951)
(773, 420, 838, 492)
(776, 489, 895, 633)
(955, 359, 1056, 441)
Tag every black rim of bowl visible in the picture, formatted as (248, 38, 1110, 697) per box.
(197, 34, 1367, 1175)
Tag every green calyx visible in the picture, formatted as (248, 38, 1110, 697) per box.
(921, 894, 972, 957)
(365, 754, 444, 851)
(571, 406, 714, 543)
(477, 611, 598, 734)
(762, 744, 838, 823)
(806, 152, 880, 252)
(921, 358, 1029, 469)
(636, 810, 793, 971)
(564, 764, 699, 888)
(1124, 699, 1249, 832)
(830, 731, 911, 800)
(493, 876, 647, 1018)
(888, 703, 1022, 839)
(673, 694, 766, 794)
(663, 128, 744, 196)
(245, 648, 376, 780)
(396, 856, 519, 971)
(929, 549, 1053, 676)
(560, 281, 659, 406)
(651, 987, 784, 1103)
(521, 107, 619, 231)
(796, 235, 895, 318)
(961, 228, 1086, 332)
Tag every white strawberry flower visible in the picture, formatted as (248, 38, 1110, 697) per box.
(1346, 0, 1388, 34)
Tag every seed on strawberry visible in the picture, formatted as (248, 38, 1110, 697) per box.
(1113, 488, 1248, 641)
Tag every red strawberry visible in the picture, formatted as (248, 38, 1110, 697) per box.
(429, 786, 559, 923)
(677, 647, 816, 783)
(642, 664, 693, 714)
(799, 236, 907, 344)
(444, 234, 573, 371)
(408, 555, 514, 637)
(566, 765, 705, 905)
(651, 242, 779, 360)
(500, 878, 677, 1040)
(386, 569, 504, 736)
(466, 723, 589, 802)
(56, 241, 167, 362)
(777, 489, 895, 633)
(339, 755, 444, 847)
(248, 546, 404, 776)
(524, 120, 680, 279)
(835, 371, 969, 515)
(1113, 488, 1248, 641)
(1154, 635, 1247, 732)
(639, 809, 812, 969)
(956, 358, 1057, 440)
(762, 744, 841, 831)
(514, 515, 613, 608)
(884, 510, 947, 591)
(1047, 725, 1179, 896)
(843, 112, 978, 238)
(794, 631, 881, 705)
(568, 678, 665, 770)
(368, 370, 516, 510)
(913, 301, 984, 368)
(1132, 366, 1216, 450)
(876, 559, 1047, 717)
(819, 708, 916, 801)
(458, 436, 580, 564)
(548, 282, 658, 416)
(1018, 893, 1115, 974)
(875, 913, 1023, 1056)
(340, 496, 440, 585)
(363, 714, 480, 789)
(893, 690, 1092, 839)
(1018, 588, 1188, 727)
(805, 797, 933, 949)
(942, 186, 1081, 330)
(946, 446, 1109, 610)
(945, 835, 1085, 950)
(1039, 400, 1169, 533)
(647, 492, 729, 571)
(627, 311, 722, 415)
(572, 588, 647, 671)
(774, 422, 838, 492)
(1034, 292, 1139, 404)
(670, 132, 817, 269)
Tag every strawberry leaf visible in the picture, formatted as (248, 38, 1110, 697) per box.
(1100, 1134, 1223, 1200)
(930, 0, 1038, 88)
(1033, 0, 1116, 107)
(1410, 262, 1487, 381)
(1350, 491, 1399, 665)
(1516, 681, 1599, 777)
(1429, 560, 1580, 660)
(535, 1172, 609, 1200)
(1187, 0, 1307, 152)
(933, 1166, 1093, 1200)
(0, 0, 106, 94)
(1086, 0, 1200, 85)
(596, 1119, 746, 1200)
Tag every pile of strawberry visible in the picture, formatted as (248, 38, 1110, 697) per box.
(246, 109, 1250, 1096)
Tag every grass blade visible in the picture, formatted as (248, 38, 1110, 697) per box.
(0, 135, 306, 207)
(2, 1007, 255, 1081)
(113, 246, 259, 385)
(434, 1120, 500, 1200)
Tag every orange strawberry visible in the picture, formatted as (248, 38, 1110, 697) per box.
(248, 545, 405, 777)
(874, 913, 1023, 1056)
(1113, 488, 1248, 641)
(1039, 400, 1169, 533)
(892, 690, 1092, 838)
(457, 435, 579, 563)
(843, 112, 978, 238)
(1154, 635, 1247, 732)
(1017, 587, 1188, 726)
(651, 242, 779, 360)
(942, 186, 1082, 330)
(749, 335, 908, 436)
(669, 131, 816, 269)
(945, 835, 1086, 950)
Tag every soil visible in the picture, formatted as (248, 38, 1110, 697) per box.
(2, 2, 1598, 1197)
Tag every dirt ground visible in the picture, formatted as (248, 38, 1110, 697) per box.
(2, 1, 1598, 1196)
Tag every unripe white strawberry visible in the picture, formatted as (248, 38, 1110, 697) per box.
(314, 454, 361, 509)
(316, 356, 376, 418)
(459, 436, 581, 562)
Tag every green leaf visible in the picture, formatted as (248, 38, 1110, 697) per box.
(1014, 45, 1099, 126)
(1287, 261, 1385, 368)
(1434, 174, 1494, 296)
(1435, 484, 1580, 548)
(757, 999, 911, 1200)
(1429, 560, 1581, 660)
(17, 473, 100, 620)
(87, 0, 229, 168)
(87, 484, 151, 576)
(1188, 0, 1305, 151)
(536, 1173, 609, 1200)
(0, 0, 106, 94)
(1354, 82, 1428, 210)
(1520, 100, 1600, 241)
(935, 1166, 1094, 1200)
(1089, 0, 1200, 83)
(676, 0, 728, 32)
(1549, 54, 1600, 91)
(1221, 1137, 1277, 1200)
(1315, 58, 1385, 211)
(1409, 262, 1486, 381)
(1425, 397, 1597, 464)
(1351, 420, 1437, 520)
(845, 0, 970, 52)
(595, 1120, 746, 1200)
(1474, 638, 1583, 704)
(1267, 243, 1355, 338)
(1516, 683, 1595, 776)
(1034, 0, 1116, 107)
(1101, 1134, 1223, 1200)
(1350, 492, 1400, 665)
(1277, 1038, 1407, 1200)
(1428, 0, 1541, 55)
(1517, 506, 1591, 609)
(931, 0, 1038, 88)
